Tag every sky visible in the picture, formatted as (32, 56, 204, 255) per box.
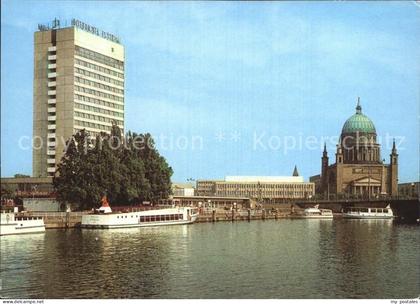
(1, 1, 419, 183)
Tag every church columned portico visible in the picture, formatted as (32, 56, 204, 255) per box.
(351, 177, 382, 197)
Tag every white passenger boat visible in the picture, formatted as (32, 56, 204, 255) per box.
(0, 211, 46, 236)
(81, 197, 198, 229)
(342, 205, 394, 219)
(290, 205, 333, 219)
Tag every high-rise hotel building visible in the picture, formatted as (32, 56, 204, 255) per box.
(33, 19, 124, 177)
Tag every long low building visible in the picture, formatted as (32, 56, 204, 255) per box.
(1, 176, 54, 198)
(160, 195, 253, 209)
(196, 174, 315, 200)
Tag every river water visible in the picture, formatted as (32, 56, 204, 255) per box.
(1, 219, 419, 299)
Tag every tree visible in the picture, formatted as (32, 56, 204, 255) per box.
(53, 129, 173, 209)
(14, 174, 30, 178)
(53, 130, 101, 209)
(130, 133, 173, 202)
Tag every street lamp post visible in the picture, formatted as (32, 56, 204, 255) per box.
(368, 166, 371, 202)
(32, 185, 38, 199)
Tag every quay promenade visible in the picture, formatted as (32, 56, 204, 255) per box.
(22, 208, 295, 228)
(19, 197, 419, 228)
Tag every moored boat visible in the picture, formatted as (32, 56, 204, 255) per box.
(81, 196, 198, 229)
(0, 211, 46, 236)
(290, 205, 333, 219)
(342, 204, 394, 219)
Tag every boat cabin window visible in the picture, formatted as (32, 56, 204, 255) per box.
(383, 209, 388, 213)
(170, 214, 175, 220)
(165, 215, 170, 221)
(179, 214, 183, 220)
(377, 209, 382, 213)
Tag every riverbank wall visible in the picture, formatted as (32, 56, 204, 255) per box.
(25, 199, 418, 229)
(195, 209, 292, 223)
(25, 211, 87, 228)
(25, 208, 297, 229)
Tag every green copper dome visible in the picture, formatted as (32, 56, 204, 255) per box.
(341, 99, 376, 134)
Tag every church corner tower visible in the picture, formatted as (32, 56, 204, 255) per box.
(321, 142, 329, 194)
(389, 139, 398, 196)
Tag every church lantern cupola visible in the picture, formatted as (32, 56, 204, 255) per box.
(339, 98, 381, 164)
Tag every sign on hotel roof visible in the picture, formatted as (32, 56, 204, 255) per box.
(37, 18, 121, 44)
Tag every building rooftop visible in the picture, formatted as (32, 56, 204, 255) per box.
(224, 176, 304, 183)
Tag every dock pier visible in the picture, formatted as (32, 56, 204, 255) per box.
(20, 198, 419, 229)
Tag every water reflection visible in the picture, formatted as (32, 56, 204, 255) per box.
(1, 220, 418, 299)
(327, 219, 410, 298)
(0, 233, 44, 296)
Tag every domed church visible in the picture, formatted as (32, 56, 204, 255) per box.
(316, 98, 398, 198)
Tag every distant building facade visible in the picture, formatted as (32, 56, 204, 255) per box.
(33, 19, 125, 177)
(196, 174, 314, 200)
(398, 182, 419, 198)
(1, 177, 54, 198)
(311, 99, 398, 198)
(160, 196, 252, 209)
(172, 183, 195, 197)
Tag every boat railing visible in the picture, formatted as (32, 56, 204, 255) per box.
(111, 206, 170, 213)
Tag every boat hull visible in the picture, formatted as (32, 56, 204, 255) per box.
(342, 214, 393, 219)
(81, 218, 197, 229)
(289, 207, 334, 219)
(0, 217, 46, 236)
(289, 215, 333, 219)
(81, 207, 198, 229)
(342, 205, 394, 219)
